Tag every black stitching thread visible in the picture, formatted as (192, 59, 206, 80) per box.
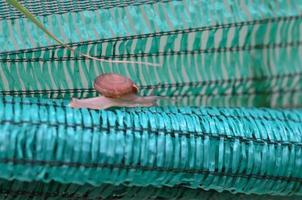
(0, 190, 89, 199)
(1, 119, 302, 148)
(140, 71, 302, 90)
(2, 41, 301, 62)
(1, 15, 301, 57)
(0, 158, 302, 183)
(0, 186, 191, 200)
(0, 183, 176, 199)
(1, 99, 302, 124)
(1, 86, 301, 98)
(170, 88, 302, 98)
(0, 71, 300, 95)
(1, 0, 178, 20)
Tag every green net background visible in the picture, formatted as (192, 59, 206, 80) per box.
(0, 0, 301, 107)
(0, 0, 302, 199)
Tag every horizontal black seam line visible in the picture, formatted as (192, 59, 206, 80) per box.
(141, 72, 302, 89)
(0, 190, 88, 199)
(0, 0, 177, 21)
(1, 158, 302, 183)
(0, 185, 192, 199)
(170, 88, 302, 98)
(0, 71, 300, 93)
(1, 87, 301, 98)
(1, 120, 302, 147)
(1, 41, 301, 62)
(2, 99, 302, 124)
(170, 87, 302, 98)
(1, 14, 301, 57)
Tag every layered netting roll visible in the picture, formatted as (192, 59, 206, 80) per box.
(0, 96, 302, 197)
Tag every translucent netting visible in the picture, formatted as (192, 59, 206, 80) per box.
(0, 96, 302, 195)
(0, 0, 302, 198)
(0, 0, 301, 107)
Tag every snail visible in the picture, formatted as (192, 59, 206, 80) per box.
(69, 73, 160, 110)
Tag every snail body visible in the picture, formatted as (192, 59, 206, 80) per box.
(69, 73, 158, 110)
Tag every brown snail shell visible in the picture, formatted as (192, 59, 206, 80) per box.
(70, 73, 161, 109)
(94, 73, 138, 98)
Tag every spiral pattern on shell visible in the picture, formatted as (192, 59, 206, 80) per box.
(94, 73, 138, 98)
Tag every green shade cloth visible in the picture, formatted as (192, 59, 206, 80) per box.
(0, 0, 301, 107)
(0, 179, 300, 200)
(0, 96, 302, 196)
(0, 0, 302, 199)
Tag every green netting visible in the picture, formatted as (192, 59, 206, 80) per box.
(0, 179, 300, 200)
(0, 96, 302, 196)
(0, 0, 302, 199)
(0, 0, 301, 107)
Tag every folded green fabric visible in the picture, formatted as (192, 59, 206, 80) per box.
(0, 96, 301, 196)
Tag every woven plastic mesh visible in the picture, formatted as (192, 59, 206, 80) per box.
(0, 0, 302, 199)
(0, 179, 300, 200)
(0, 0, 301, 107)
(0, 96, 302, 196)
